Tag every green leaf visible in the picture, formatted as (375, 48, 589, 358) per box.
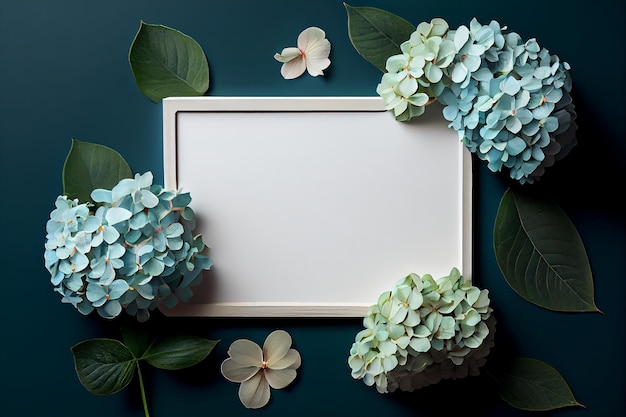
(492, 358, 584, 411)
(493, 187, 599, 312)
(344, 3, 415, 72)
(141, 335, 219, 370)
(129, 21, 209, 103)
(62, 139, 132, 202)
(71, 338, 137, 396)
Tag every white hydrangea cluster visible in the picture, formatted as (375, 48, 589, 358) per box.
(348, 268, 495, 393)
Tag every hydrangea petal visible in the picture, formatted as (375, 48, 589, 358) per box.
(82, 216, 101, 233)
(450, 64, 468, 84)
(108, 280, 130, 299)
(100, 300, 122, 318)
(136, 171, 153, 188)
(463, 54, 482, 72)
(111, 178, 136, 202)
(135, 283, 155, 300)
(386, 54, 407, 72)
(453, 25, 470, 50)
(382, 356, 399, 372)
(64, 273, 84, 292)
(140, 190, 159, 208)
(105, 207, 132, 226)
(407, 93, 429, 107)
(71, 252, 89, 272)
(86, 283, 106, 302)
(397, 77, 418, 97)
(501, 77, 520, 95)
(532, 103, 553, 119)
(165, 222, 184, 237)
(506, 116, 522, 134)
(91, 189, 112, 203)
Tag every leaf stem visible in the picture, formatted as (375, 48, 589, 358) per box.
(136, 362, 150, 417)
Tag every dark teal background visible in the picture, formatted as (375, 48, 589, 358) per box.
(1, 1, 624, 416)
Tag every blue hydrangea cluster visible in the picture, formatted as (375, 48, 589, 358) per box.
(44, 171, 212, 322)
(377, 18, 577, 184)
(348, 268, 495, 393)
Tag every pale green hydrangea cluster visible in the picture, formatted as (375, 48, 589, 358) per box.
(377, 17, 577, 184)
(348, 268, 495, 393)
(44, 171, 212, 322)
(376, 18, 455, 120)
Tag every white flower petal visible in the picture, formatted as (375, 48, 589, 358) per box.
(269, 349, 301, 370)
(305, 56, 330, 77)
(302, 30, 330, 76)
(297, 27, 326, 51)
(274, 47, 301, 63)
(238, 372, 271, 409)
(263, 330, 292, 364)
(280, 58, 306, 79)
(221, 358, 260, 383)
(265, 368, 297, 389)
(228, 339, 263, 366)
(304, 37, 330, 61)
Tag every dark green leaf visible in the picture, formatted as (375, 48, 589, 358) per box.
(71, 338, 137, 396)
(493, 187, 599, 312)
(129, 21, 209, 103)
(492, 358, 584, 411)
(344, 3, 415, 72)
(62, 139, 132, 202)
(141, 335, 219, 370)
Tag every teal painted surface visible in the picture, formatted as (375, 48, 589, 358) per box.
(0, 1, 624, 416)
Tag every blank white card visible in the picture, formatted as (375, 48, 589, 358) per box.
(161, 97, 471, 317)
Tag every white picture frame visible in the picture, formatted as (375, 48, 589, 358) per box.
(160, 97, 472, 317)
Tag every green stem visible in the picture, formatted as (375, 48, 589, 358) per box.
(136, 362, 150, 417)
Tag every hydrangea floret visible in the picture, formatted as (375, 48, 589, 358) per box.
(377, 17, 577, 184)
(348, 267, 495, 393)
(44, 171, 212, 322)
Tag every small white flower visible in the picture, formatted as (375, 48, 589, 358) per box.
(221, 330, 301, 409)
(274, 27, 331, 79)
